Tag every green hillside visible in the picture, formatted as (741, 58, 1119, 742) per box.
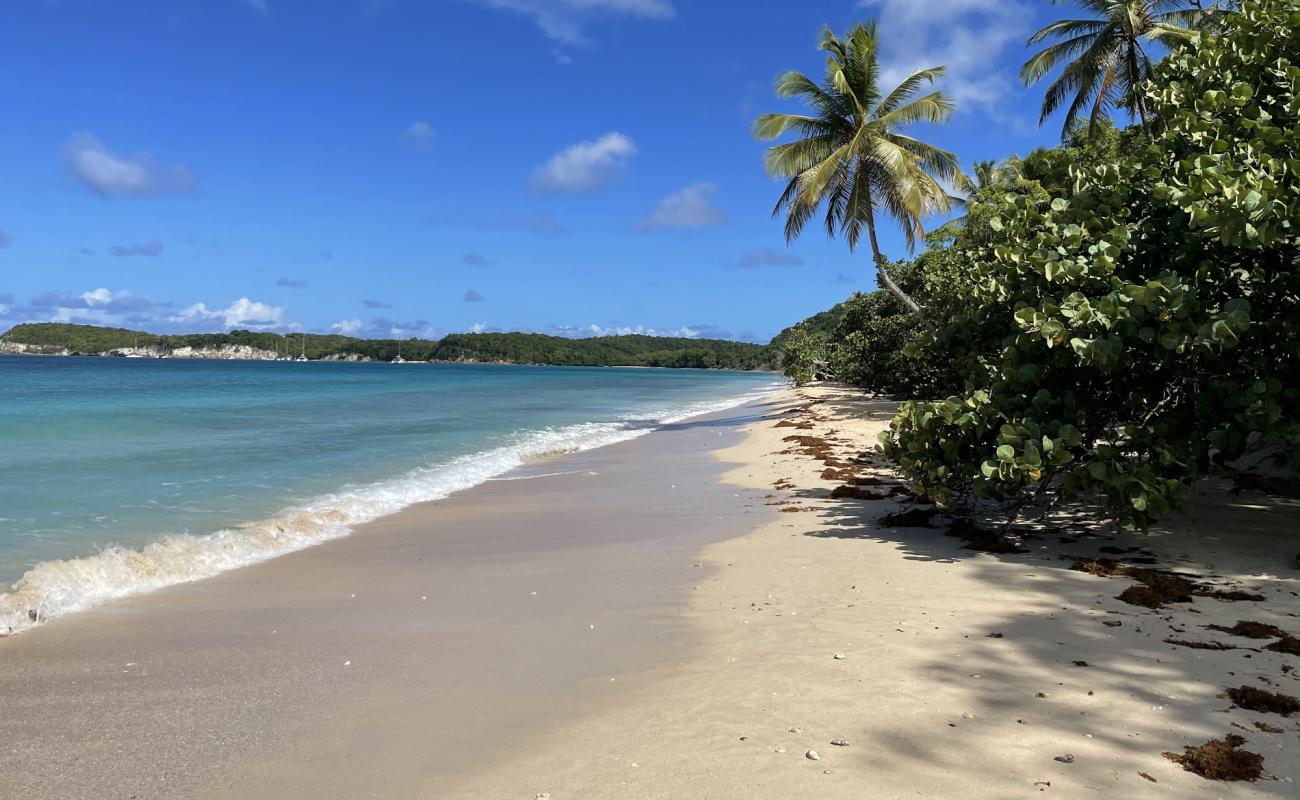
(0, 322, 777, 371)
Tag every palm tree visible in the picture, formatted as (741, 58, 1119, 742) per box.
(935, 157, 1025, 238)
(1021, 0, 1201, 141)
(754, 22, 959, 314)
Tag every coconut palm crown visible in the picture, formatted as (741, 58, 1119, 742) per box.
(754, 22, 959, 313)
(1021, 0, 1201, 140)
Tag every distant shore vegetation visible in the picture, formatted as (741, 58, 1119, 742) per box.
(0, 322, 777, 371)
(762, 0, 1298, 529)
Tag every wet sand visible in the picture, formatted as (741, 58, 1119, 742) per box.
(0, 401, 777, 800)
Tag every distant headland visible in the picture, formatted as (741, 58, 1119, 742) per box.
(0, 322, 777, 371)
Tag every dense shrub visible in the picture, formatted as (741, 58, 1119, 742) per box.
(881, 0, 1300, 527)
(779, 323, 818, 385)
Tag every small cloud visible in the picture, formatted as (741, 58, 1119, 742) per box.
(331, 318, 363, 335)
(82, 288, 113, 305)
(738, 248, 802, 268)
(472, 0, 675, 49)
(0, 228, 9, 248)
(30, 291, 83, 309)
(548, 321, 717, 339)
(638, 183, 726, 231)
(169, 297, 284, 330)
(363, 299, 391, 309)
(467, 322, 502, 333)
(402, 120, 435, 150)
(464, 289, 485, 303)
(239, 0, 269, 13)
(276, 277, 308, 288)
(27, 288, 160, 317)
(63, 133, 196, 197)
(462, 253, 491, 266)
(364, 317, 435, 338)
(108, 241, 164, 258)
(857, 0, 1031, 114)
(532, 132, 636, 194)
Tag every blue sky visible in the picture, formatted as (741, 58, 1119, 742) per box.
(0, 0, 1067, 343)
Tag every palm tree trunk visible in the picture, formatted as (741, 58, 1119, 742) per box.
(1127, 41, 1153, 140)
(865, 207, 923, 314)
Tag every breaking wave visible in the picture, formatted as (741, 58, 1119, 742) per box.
(0, 384, 779, 636)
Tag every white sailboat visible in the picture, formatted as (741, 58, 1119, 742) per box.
(295, 334, 309, 362)
(392, 340, 407, 364)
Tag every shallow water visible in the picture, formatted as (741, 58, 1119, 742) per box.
(0, 355, 779, 634)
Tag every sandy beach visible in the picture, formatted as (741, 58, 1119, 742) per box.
(455, 385, 1300, 798)
(3, 386, 1298, 798)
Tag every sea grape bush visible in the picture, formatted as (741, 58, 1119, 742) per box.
(780, 323, 819, 385)
(881, 0, 1300, 528)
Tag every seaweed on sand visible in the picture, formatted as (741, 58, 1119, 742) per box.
(1226, 686, 1300, 716)
(1163, 735, 1263, 781)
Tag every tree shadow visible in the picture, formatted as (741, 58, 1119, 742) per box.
(765, 385, 1300, 793)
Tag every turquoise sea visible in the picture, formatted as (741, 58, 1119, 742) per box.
(0, 355, 780, 635)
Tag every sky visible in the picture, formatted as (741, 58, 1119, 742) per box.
(0, 0, 1069, 343)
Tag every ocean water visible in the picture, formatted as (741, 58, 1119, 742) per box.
(0, 355, 780, 635)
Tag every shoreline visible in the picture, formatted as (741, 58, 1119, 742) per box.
(0, 350, 778, 373)
(3, 385, 1297, 798)
(0, 395, 784, 799)
(0, 381, 779, 636)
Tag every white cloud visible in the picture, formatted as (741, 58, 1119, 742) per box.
(476, 0, 674, 48)
(331, 319, 364, 335)
(82, 288, 114, 305)
(856, 0, 1031, 112)
(532, 132, 636, 194)
(169, 298, 284, 329)
(638, 182, 726, 231)
(402, 121, 434, 149)
(16, 288, 161, 326)
(239, 0, 269, 13)
(552, 322, 717, 339)
(63, 133, 196, 197)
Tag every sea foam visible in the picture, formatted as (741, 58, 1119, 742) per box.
(0, 385, 778, 636)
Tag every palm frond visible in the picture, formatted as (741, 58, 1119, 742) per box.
(1026, 17, 1109, 45)
(884, 132, 960, 182)
(762, 134, 841, 177)
(1021, 31, 1111, 85)
(753, 113, 838, 142)
(875, 66, 946, 117)
(875, 90, 955, 129)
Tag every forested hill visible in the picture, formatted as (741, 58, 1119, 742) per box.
(433, 332, 772, 369)
(767, 296, 856, 351)
(0, 323, 777, 370)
